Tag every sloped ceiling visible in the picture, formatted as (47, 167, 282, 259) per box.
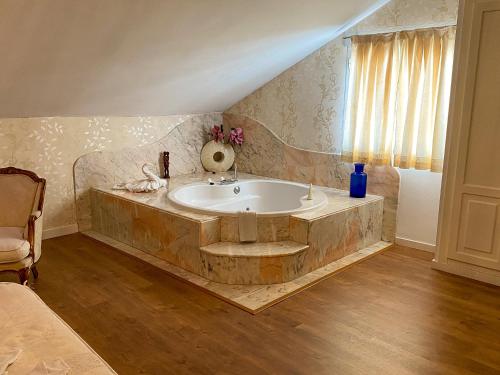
(0, 0, 388, 117)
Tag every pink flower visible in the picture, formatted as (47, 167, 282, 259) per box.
(229, 127, 244, 146)
(210, 125, 224, 142)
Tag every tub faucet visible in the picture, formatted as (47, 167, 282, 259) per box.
(307, 183, 313, 200)
(217, 164, 238, 185)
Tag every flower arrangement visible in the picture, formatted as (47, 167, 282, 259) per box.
(209, 125, 244, 146)
(229, 127, 244, 146)
(210, 125, 224, 142)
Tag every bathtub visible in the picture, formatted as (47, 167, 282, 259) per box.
(167, 179, 328, 216)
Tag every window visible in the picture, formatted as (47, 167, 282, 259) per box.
(342, 26, 456, 172)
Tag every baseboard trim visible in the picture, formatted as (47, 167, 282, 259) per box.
(395, 237, 436, 253)
(43, 224, 79, 239)
(432, 259, 500, 286)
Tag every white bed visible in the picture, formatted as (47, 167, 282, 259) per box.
(0, 282, 116, 374)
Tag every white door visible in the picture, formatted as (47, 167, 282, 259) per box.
(442, 0, 500, 271)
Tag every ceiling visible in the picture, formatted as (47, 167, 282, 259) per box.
(0, 0, 388, 117)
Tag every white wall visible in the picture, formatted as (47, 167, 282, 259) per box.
(396, 169, 443, 251)
(0, 0, 388, 117)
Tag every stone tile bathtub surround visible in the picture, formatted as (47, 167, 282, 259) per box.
(89, 172, 384, 285)
(91, 189, 214, 275)
(224, 113, 399, 241)
(220, 215, 290, 243)
(303, 199, 383, 271)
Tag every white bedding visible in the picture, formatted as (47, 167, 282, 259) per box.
(0, 283, 116, 374)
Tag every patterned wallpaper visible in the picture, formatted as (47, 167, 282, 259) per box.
(0, 114, 220, 231)
(227, 0, 459, 154)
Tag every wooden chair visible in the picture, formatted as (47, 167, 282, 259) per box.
(0, 167, 46, 284)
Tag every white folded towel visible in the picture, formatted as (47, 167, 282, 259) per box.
(0, 348, 22, 374)
(238, 209, 257, 243)
(113, 163, 167, 193)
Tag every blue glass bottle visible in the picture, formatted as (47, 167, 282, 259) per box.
(350, 163, 367, 198)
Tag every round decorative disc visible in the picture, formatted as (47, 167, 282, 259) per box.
(200, 140, 235, 172)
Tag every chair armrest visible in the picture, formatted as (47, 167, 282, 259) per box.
(27, 212, 43, 260)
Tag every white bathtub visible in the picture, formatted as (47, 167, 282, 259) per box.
(167, 179, 328, 216)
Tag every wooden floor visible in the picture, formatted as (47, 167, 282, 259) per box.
(2, 233, 499, 375)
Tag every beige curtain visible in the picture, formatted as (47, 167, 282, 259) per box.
(342, 27, 456, 172)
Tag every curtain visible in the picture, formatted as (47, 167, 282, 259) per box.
(342, 26, 456, 172)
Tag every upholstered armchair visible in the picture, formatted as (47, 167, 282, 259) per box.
(0, 167, 46, 284)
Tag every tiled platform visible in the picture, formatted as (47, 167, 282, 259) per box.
(90, 172, 384, 285)
(83, 230, 392, 314)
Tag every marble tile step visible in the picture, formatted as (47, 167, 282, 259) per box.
(200, 241, 309, 258)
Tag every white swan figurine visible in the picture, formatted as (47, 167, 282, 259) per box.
(113, 163, 167, 193)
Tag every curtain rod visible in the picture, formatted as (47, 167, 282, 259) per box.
(342, 24, 456, 40)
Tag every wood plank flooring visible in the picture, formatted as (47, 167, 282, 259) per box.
(1, 233, 499, 375)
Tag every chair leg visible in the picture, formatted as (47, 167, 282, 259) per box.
(31, 265, 39, 279)
(17, 268, 30, 285)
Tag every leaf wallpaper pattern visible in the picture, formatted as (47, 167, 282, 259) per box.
(0, 114, 196, 230)
(84, 117, 112, 151)
(228, 0, 459, 154)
